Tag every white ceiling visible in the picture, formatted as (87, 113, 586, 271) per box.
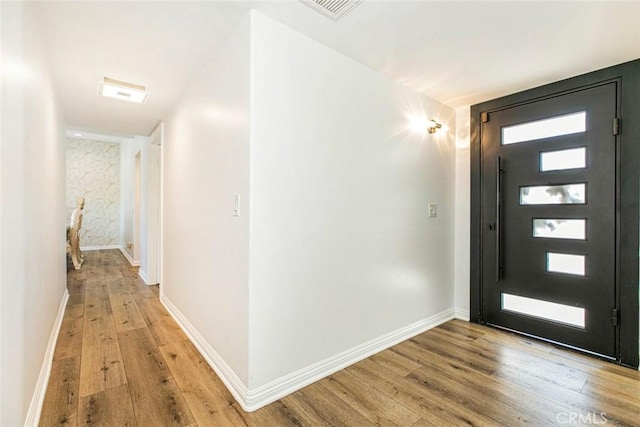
(34, 1, 640, 137)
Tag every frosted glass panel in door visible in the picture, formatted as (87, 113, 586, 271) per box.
(520, 184, 586, 205)
(502, 111, 586, 145)
(540, 147, 586, 171)
(502, 293, 585, 328)
(547, 253, 585, 276)
(533, 219, 586, 240)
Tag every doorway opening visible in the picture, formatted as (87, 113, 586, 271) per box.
(134, 151, 141, 262)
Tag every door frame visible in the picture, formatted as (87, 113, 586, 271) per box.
(470, 59, 640, 367)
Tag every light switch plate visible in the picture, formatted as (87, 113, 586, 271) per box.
(234, 194, 240, 217)
(428, 203, 437, 218)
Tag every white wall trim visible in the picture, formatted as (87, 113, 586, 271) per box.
(138, 268, 152, 286)
(80, 245, 120, 251)
(243, 308, 454, 411)
(24, 289, 69, 427)
(119, 246, 139, 267)
(160, 295, 251, 409)
(161, 294, 454, 412)
(454, 308, 470, 321)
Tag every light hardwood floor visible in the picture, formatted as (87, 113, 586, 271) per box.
(40, 250, 639, 426)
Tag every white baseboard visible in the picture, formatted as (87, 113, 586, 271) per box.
(119, 246, 139, 267)
(138, 268, 150, 285)
(243, 308, 454, 411)
(161, 294, 454, 412)
(24, 289, 69, 426)
(160, 295, 250, 409)
(454, 308, 471, 321)
(80, 245, 120, 251)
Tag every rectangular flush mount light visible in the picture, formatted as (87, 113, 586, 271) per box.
(98, 77, 150, 104)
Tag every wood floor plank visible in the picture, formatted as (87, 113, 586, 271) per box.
(470, 335, 588, 391)
(78, 384, 136, 427)
(436, 319, 487, 342)
(494, 365, 639, 426)
(243, 399, 315, 427)
(551, 347, 640, 382)
(407, 353, 573, 426)
(67, 292, 85, 306)
(204, 404, 252, 427)
(118, 328, 195, 426)
(580, 375, 640, 408)
(131, 288, 158, 302)
(84, 283, 111, 320)
(106, 276, 153, 296)
(39, 357, 80, 427)
(458, 324, 639, 388)
(101, 266, 124, 279)
(67, 277, 86, 305)
(108, 292, 147, 332)
(40, 250, 640, 427)
(410, 419, 439, 427)
(446, 320, 555, 354)
(68, 269, 87, 280)
(390, 341, 534, 425)
(284, 381, 376, 427)
(135, 297, 188, 346)
(410, 418, 439, 427)
(127, 275, 154, 294)
(84, 273, 106, 285)
(408, 333, 498, 377)
(398, 335, 622, 426)
(54, 304, 84, 360)
(79, 315, 127, 397)
(159, 339, 239, 425)
(67, 279, 86, 298)
(414, 327, 590, 392)
(348, 357, 495, 426)
(149, 284, 160, 298)
(369, 345, 422, 376)
(104, 277, 132, 295)
(320, 369, 420, 426)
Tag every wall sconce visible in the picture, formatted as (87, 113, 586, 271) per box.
(427, 119, 442, 134)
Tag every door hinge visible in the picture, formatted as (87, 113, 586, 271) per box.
(613, 118, 620, 135)
(611, 308, 619, 326)
(481, 112, 489, 123)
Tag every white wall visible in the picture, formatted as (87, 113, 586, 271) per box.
(162, 16, 251, 384)
(145, 125, 162, 285)
(120, 137, 140, 263)
(118, 131, 161, 284)
(248, 11, 456, 389)
(161, 10, 458, 406)
(0, 2, 67, 425)
(119, 136, 145, 264)
(454, 106, 471, 318)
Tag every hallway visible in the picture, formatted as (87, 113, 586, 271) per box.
(39, 250, 640, 426)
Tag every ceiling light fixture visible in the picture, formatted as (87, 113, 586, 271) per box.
(98, 77, 150, 104)
(427, 119, 442, 134)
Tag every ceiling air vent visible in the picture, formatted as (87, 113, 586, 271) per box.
(299, 0, 364, 21)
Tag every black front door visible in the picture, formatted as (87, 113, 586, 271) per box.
(480, 83, 617, 357)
